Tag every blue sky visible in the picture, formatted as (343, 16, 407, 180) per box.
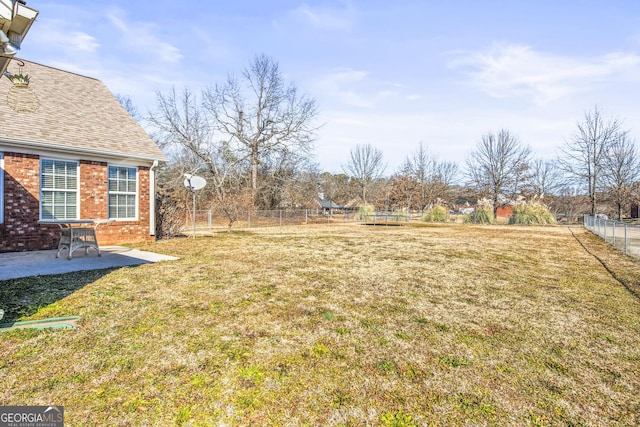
(17, 0, 640, 173)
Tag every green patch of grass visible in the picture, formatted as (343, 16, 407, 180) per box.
(312, 342, 330, 357)
(174, 405, 192, 426)
(380, 409, 417, 427)
(394, 331, 410, 340)
(322, 310, 336, 321)
(375, 359, 398, 373)
(439, 354, 473, 368)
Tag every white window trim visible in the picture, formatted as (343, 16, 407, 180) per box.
(0, 152, 4, 224)
(108, 165, 139, 221)
(39, 158, 80, 221)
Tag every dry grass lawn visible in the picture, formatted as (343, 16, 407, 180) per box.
(1, 223, 640, 426)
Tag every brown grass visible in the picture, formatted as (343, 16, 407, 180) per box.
(1, 223, 639, 426)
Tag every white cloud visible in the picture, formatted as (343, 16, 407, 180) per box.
(292, 2, 354, 30)
(28, 20, 99, 54)
(315, 68, 401, 108)
(449, 43, 640, 105)
(106, 10, 182, 63)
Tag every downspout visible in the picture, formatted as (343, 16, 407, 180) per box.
(149, 160, 158, 236)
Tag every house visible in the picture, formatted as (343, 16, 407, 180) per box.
(496, 205, 514, 218)
(0, 59, 168, 252)
(317, 197, 343, 214)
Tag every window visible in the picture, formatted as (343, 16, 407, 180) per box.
(108, 166, 137, 220)
(0, 153, 4, 224)
(40, 159, 79, 220)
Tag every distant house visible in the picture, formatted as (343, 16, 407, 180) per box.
(0, 59, 167, 252)
(317, 198, 343, 214)
(496, 205, 514, 218)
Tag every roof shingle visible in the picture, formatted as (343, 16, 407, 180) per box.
(0, 59, 167, 162)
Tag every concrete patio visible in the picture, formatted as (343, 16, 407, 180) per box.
(0, 246, 179, 280)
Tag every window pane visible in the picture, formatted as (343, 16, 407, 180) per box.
(53, 175, 64, 189)
(42, 159, 53, 174)
(40, 160, 77, 220)
(108, 166, 137, 218)
(42, 175, 53, 189)
(54, 205, 65, 218)
(54, 191, 65, 205)
(66, 175, 77, 190)
(42, 208, 53, 220)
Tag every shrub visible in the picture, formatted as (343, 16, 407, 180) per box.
(155, 192, 184, 239)
(392, 208, 410, 221)
(422, 205, 448, 223)
(463, 198, 494, 224)
(355, 204, 376, 221)
(509, 198, 556, 225)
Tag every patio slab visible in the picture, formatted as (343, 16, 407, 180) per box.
(0, 246, 179, 280)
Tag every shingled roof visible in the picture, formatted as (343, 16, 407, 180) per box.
(0, 59, 167, 162)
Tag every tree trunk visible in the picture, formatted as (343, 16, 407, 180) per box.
(251, 144, 259, 205)
(617, 203, 623, 221)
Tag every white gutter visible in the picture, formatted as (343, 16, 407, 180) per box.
(149, 160, 158, 236)
(0, 136, 168, 164)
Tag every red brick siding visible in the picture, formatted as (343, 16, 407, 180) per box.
(93, 165, 153, 246)
(0, 152, 59, 251)
(0, 152, 154, 252)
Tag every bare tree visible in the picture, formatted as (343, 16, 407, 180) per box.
(148, 88, 249, 230)
(558, 106, 624, 216)
(254, 147, 318, 209)
(389, 161, 418, 211)
(393, 142, 458, 211)
(529, 158, 563, 198)
(466, 129, 531, 219)
(603, 132, 640, 220)
(202, 54, 319, 207)
(432, 160, 459, 205)
(115, 94, 140, 121)
(550, 185, 590, 222)
(343, 144, 386, 205)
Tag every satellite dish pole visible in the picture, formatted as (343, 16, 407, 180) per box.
(183, 174, 207, 238)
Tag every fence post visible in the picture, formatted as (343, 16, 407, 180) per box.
(624, 223, 628, 255)
(613, 221, 616, 247)
(248, 212, 251, 228)
(280, 210, 283, 226)
(305, 209, 308, 224)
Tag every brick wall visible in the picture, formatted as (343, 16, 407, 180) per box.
(0, 152, 155, 252)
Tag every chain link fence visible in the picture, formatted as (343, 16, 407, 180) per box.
(583, 215, 640, 258)
(183, 209, 438, 233)
(184, 209, 361, 232)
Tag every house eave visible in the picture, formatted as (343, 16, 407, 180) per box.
(0, 136, 168, 164)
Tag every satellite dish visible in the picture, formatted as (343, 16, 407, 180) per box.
(183, 174, 206, 191)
